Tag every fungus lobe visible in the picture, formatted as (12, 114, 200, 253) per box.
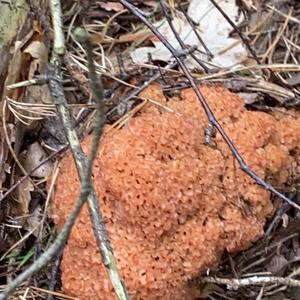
(52, 84, 300, 299)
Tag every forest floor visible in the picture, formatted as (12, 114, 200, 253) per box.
(0, 0, 300, 299)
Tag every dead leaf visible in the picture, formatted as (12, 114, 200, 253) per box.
(200, 283, 225, 298)
(266, 255, 288, 276)
(24, 142, 53, 178)
(286, 73, 300, 86)
(131, 0, 247, 69)
(98, 2, 124, 12)
(238, 92, 261, 104)
(188, 0, 247, 67)
(144, 1, 157, 7)
(24, 41, 48, 74)
(24, 205, 42, 236)
(23, 41, 52, 105)
(4, 41, 24, 99)
(15, 178, 34, 214)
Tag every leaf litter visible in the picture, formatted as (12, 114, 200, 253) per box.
(131, 0, 247, 69)
(1, 0, 300, 299)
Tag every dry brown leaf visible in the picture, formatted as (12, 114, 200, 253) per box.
(286, 73, 300, 86)
(200, 283, 225, 299)
(23, 41, 51, 105)
(23, 205, 42, 236)
(266, 255, 288, 276)
(4, 41, 24, 99)
(24, 41, 48, 74)
(98, 2, 124, 12)
(24, 142, 53, 178)
(15, 178, 34, 215)
(131, 0, 247, 68)
(91, 29, 152, 44)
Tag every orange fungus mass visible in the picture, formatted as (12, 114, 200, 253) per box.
(51, 85, 300, 299)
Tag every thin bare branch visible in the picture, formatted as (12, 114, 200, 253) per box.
(199, 275, 300, 289)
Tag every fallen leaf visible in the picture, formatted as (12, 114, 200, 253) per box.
(24, 142, 53, 178)
(23, 41, 48, 73)
(131, 0, 247, 69)
(188, 0, 247, 67)
(15, 178, 34, 214)
(266, 255, 288, 276)
(238, 92, 261, 104)
(286, 73, 300, 86)
(131, 17, 201, 68)
(23, 41, 52, 105)
(24, 205, 42, 236)
(200, 283, 225, 298)
(98, 2, 124, 12)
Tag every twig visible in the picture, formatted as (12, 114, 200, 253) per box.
(59, 27, 129, 299)
(266, 5, 300, 25)
(118, 0, 300, 211)
(49, 0, 64, 57)
(236, 233, 298, 272)
(6, 75, 48, 90)
(46, 252, 63, 300)
(196, 63, 300, 81)
(116, 48, 129, 80)
(198, 275, 300, 289)
(0, 222, 40, 262)
(30, 286, 78, 300)
(0, 181, 86, 300)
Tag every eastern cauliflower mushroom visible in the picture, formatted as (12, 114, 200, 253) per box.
(52, 85, 300, 299)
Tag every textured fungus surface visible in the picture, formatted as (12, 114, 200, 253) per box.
(52, 85, 300, 299)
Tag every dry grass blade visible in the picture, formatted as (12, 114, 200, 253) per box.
(262, 8, 293, 61)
